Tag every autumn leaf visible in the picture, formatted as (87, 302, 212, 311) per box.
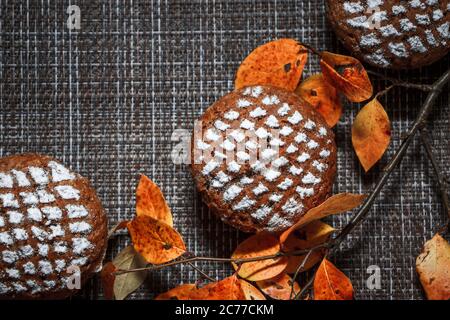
(100, 262, 117, 300)
(320, 51, 372, 103)
(136, 174, 173, 226)
(231, 233, 287, 281)
(239, 279, 266, 300)
(280, 193, 365, 243)
(188, 275, 246, 300)
(416, 233, 450, 300)
(256, 273, 300, 300)
(235, 38, 308, 91)
(352, 98, 391, 172)
(128, 215, 186, 265)
(295, 73, 342, 127)
(282, 221, 335, 273)
(112, 246, 148, 300)
(314, 258, 353, 300)
(155, 284, 197, 300)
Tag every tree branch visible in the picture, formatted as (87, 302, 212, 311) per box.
(112, 68, 450, 300)
(420, 128, 450, 222)
(296, 67, 450, 296)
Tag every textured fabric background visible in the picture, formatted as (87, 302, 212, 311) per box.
(0, 0, 448, 300)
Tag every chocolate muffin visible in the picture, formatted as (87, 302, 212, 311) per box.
(191, 86, 337, 233)
(327, 0, 450, 69)
(0, 154, 107, 299)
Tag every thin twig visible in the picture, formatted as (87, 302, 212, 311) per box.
(187, 262, 216, 282)
(115, 244, 327, 275)
(420, 128, 450, 222)
(368, 70, 435, 91)
(289, 249, 314, 299)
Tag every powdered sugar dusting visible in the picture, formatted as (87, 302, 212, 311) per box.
(0, 159, 96, 295)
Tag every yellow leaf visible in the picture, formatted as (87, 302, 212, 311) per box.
(352, 98, 391, 172)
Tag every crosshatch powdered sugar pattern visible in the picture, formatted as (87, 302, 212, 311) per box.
(0, 0, 448, 299)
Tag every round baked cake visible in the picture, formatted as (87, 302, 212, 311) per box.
(327, 0, 450, 69)
(0, 154, 107, 299)
(191, 86, 337, 233)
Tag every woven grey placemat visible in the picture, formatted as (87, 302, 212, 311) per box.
(0, 0, 448, 300)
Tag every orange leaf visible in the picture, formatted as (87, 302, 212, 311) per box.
(136, 174, 173, 227)
(352, 98, 391, 172)
(239, 279, 266, 300)
(231, 233, 287, 281)
(314, 258, 353, 300)
(320, 52, 372, 103)
(188, 275, 246, 300)
(235, 39, 308, 91)
(127, 215, 186, 264)
(280, 193, 365, 243)
(283, 221, 335, 273)
(100, 262, 117, 300)
(155, 284, 197, 300)
(257, 273, 300, 300)
(295, 73, 342, 127)
(416, 234, 450, 300)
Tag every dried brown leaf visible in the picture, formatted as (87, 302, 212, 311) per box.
(320, 51, 373, 102)
(100, 262, 117, 300)
(112, 246, 148, 300)
(416, 233, 450, 300)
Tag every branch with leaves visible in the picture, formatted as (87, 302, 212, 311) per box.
(102, 39, 450, 300)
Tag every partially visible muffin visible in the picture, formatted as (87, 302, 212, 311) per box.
(327, 0, 450, 69)
(191, 86, 337, 233)
(0, 154, 107, 299)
